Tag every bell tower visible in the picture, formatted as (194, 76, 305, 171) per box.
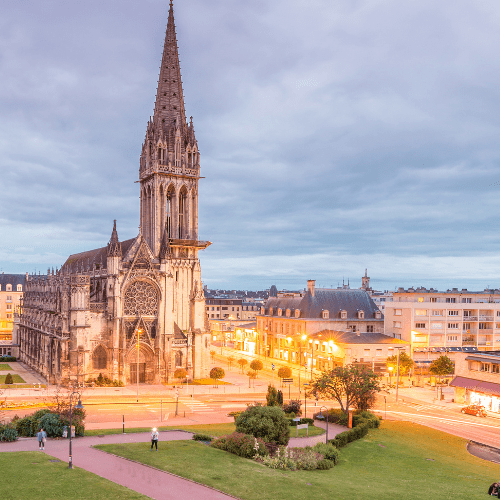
(139, 0, 201, 256)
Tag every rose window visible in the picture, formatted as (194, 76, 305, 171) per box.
(124, 281, 159, 316)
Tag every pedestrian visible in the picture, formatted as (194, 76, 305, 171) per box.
(36, 428, 47, 451)
(488, 481, 500, 497)
(151, 428, 159, 451)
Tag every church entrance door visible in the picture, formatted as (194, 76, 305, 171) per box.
(130, 363, 146, 383)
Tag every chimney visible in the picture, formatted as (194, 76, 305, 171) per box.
(307, 280, 316, 297)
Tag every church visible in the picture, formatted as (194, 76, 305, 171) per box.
(18, 1, 212, 385)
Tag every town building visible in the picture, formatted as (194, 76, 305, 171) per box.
(450, 351, 500, 415)
(385, 287, 500, 363)
(18, 1, 211, 385)
(0, 274, 25, 357)
(256, 279, 386, 369)
(205, 298, 242, 319)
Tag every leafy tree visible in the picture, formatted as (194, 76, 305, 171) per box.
(247, 369, 257, 388)
(386, 351, 414, 376)
(277, 366, 292, 386)
(209, 367, 225, 387)
(309, 365, 382, 413)
(277, 390, 283, 406)
(266, 385, 278, 406)
(174, 368, 188, 380)
(4, 373, 13, 385)
(38, 413, 64, 438)
(235, 405, 290, 445)
(429, 355, 454, 377)
(250, 359, 263, 377)
(227, 355, 235, 370)
(237, 358, 248, 373)
(210, 350, 216, 363)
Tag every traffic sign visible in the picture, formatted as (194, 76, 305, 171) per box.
(272, 364, 275, 370)
(283, 378, 293, 383)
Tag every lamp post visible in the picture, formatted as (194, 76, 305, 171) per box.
(68, 391, 84, 469)
(316, 406, 329, 443)
(395, 347, 404, 403)
(136, 328, 142, 403)
(298, 334, 307, 394)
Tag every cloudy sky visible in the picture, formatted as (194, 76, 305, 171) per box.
(2, 0, 500, 292)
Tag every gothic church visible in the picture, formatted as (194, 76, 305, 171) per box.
(19, 2, 211, 385)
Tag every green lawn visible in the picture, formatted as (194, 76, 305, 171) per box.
(0, 363, 12, 371)
(96, 421, 500, 500)
(85, 422, 324, 438)
(0, 452, 147, 500)
(0, 374, 25, 384)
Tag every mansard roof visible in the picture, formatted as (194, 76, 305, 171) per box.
(0, 273, 26, 287)
(311, 330, 407, 345)
(61, 238, 136, 274)
(264, 289, 383, 320)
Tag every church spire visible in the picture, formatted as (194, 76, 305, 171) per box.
(107, 220, 122, 257)
(153, 0, 187, 130)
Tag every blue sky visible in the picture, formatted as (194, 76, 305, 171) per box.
(1, 0, 500, 292)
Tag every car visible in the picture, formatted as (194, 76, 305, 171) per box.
(461, 404, 487, 417)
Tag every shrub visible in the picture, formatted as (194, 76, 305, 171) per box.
(38, 413, 63, 438)
(266, 385, 279, 406)
(0, 356, 16, 362)
(235, 405, 290, 445)
(174, 368, 188, 380)
(288, 417, 314, 427)
(15, 415, 36, 437)
(192, 433, 213, 442)
(277, 390, 283, 406)
(283, 399, 302, 416)
(330, 422, 371, 448)
(316, 458, 335, 470)
(1, 427, 18, 442)
(259, 446, 324, 470)
(4, 373, 13, 385)
(211, 432, 268, 458)
(313, 442, 339, 464)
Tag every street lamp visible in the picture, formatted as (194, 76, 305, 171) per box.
(395, 347, 404, 403)
(68, 391, 84, 469)
(298, 334, 307, 393)
(316, 406, 329, 443)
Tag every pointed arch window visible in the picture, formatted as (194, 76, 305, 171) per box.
(92, 345, 107, 370)
(178, 189, 187, 238)
(166, 187, 174, 238)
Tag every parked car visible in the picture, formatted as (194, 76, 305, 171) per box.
(461, 404, 487, 417)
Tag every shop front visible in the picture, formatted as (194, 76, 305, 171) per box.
(450, 375, 500, 415)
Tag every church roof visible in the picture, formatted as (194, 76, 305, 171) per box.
(62, 238, 136, 273)
(264, 289, 382, 320)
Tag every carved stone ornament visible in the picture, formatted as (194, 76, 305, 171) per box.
(123, 280, 159, 316)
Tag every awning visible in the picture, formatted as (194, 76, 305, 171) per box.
(449, 376, 481, 390)
(475, 381, 500, 397)
(465, 355, 500, 364)
(450, 376, 500, 396)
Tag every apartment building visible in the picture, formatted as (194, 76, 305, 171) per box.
(205, 298, 242, 319)
(385, 287, 500, 362)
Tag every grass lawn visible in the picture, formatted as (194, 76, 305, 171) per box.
(0, 363, 12, 371)
(85, 422, 324, 438)
(0, 451, 147, 500)
(0, 374, 25, 384)
(96, 420, 500, 500)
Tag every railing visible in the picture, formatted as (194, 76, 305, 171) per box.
(90, 303, 106, 313)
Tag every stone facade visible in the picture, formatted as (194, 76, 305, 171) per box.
(18, 2, 211, 385)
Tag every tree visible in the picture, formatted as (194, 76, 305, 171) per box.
(174, 368, 187, 381)
(209, 367, 225, 387)
(237, 358, 248, 373)
(247, 370, 257, 388)
(277, 390, 283, 406)
(386, 351, 414, 376)
(250, 359, 263, 377)
(4, 373, 13, 385)
(235, 405, 290, 445)
(277, 366, 292, 386)
(309, 365, 382, 413)
(210, 350, 216, 363)
(430, 355, 454, 398)
(227, 355, 235, 370)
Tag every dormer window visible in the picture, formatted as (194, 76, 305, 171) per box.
(375, 311, 382, 319)
(340, 310, 347, 319)
(285, 308, 291, 317)
(295, 309, 300, 318)
(17, 284, 22, 292)
(322, 310, 329, 319)
(278, 308, 282, 317)
(6, 284, 12, 292)
(269, 307, 273, 316)
(358, 310, 365, 319)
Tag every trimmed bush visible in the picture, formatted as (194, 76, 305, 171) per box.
(192, 433, 213, 442)
(316, 458, 335, 470)
(0, 356, 16, 362)
(288, 417, 314, 427)
(0, 427, 18, 442)
(211, 432, 268, 458)
(313, 442, 339, 464)
(235, 405, 290, 445)
(38, 413, 63, 437)
(4, 373, 13, 385)
(283, 399, 302, 416)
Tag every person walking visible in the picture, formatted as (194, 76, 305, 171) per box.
(36, 428, 47, 451)
(151, 428, 159, 451)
